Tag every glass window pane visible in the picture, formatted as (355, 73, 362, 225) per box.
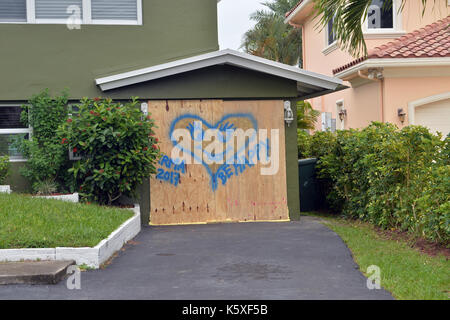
(35, 0, 83, 19)
(0, 133, 28, 158)
(91, 0, 138, 21)
(0, 0, 27, 22)
(368, 0, 393, 29)
(0, 106, 27, 129)
(327, 18, 335, 45)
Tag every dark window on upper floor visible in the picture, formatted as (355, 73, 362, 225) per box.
(0, 0, 27, 22)
(0, 0, 142, 25)
(368, 0, 394, 29)
(327, 16, 336, 46)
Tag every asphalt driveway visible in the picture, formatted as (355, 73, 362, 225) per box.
(0, 216, 393, 300)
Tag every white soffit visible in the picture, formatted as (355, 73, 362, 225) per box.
(95, 49, 343, 94)
(284, 0, 313, 24)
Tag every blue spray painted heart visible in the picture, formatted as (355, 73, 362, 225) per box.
(169, 113, 258, 191)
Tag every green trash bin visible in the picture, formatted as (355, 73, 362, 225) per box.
(298, 158, 323, 212)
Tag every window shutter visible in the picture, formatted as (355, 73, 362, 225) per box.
(0, 0, 27, 22)
(35, 0, 83, 19)
(91, 0, 137, 21)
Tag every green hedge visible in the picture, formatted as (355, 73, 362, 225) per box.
(0, 155, 9, 184)
(298, 123, 449, 245)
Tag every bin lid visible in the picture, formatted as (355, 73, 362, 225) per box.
(298, 158, 318, 165)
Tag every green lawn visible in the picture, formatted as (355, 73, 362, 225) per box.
(305, 212, 450, 300)
(0, 193, 134, 249)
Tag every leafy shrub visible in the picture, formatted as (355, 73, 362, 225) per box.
(309, 130, 337, 160)
(297, 129, 337, 160)
(19, 89, 73, 193)
(33, 179, 58, 196)
(297, 129, 311, 159)
(308, 122, 449, 245)
(59, 97, 161, 205)
(413, 165, 450, 243)
(0, 155, 9, 184)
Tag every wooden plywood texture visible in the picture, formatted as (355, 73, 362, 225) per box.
(149, 99, 288, 225)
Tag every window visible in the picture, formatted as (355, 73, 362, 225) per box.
(35, 0, 83, 21)
(367, 0, 394, 29)
(0, 105, 32, 161)
(91, 0, 138, 22)
(0, 0, 27, 22)
(363, 0, 404, 37)
(326, 16, 336, 46)
(0, 0, 142, 25)
(323, 14, 338, 54)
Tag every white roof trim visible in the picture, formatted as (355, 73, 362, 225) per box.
(95, 49, 343, 93)
(335, 57, 450, 79)
(284, 0, 312, 24)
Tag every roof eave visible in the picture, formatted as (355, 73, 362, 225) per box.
(334, 57, 450, 79)
(96, 49, 344, 98)
(298, 84, 348, 100)
(284, 0, 313, 25)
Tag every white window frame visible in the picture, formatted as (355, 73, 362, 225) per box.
(323, 15, 338, 55)
(362, 0, 405, 38)
(322, 13, 338, 55)
(0, 0, 142, 25)
(0, 104, 32, 162)
(325, 17, 336, 46)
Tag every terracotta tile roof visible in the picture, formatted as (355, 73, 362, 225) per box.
(333, 16, 450, 74)
(285, 0, 305, 18)
(333, 57, 368, 75)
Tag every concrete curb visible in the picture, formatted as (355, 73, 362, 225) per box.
(0, 205, 141, 269)
(33, 193, 79, 203)
(0, 185, 11, 194)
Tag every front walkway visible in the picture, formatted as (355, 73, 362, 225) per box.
(0, 217, 393, 300)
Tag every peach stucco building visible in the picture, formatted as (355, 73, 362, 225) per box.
(285, 0, 450, 136)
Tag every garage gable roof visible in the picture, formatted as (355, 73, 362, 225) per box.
(95, 49, 344, 99)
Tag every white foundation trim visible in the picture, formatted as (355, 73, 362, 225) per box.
(0, 205, 141, 269)
(34, 193, 79, 203)
(0, 186, 11, 194)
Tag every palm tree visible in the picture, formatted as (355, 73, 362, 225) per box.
(297, 101, 320, 130)
(242, 0, 302, 66)
(314, 0, 435, 57)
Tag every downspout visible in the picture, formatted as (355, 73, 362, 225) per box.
(357, 70, 385, 123)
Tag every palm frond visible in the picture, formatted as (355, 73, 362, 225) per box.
(313, 0, 435, 57)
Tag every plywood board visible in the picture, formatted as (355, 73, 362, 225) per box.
(149, 99, 288, 225)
